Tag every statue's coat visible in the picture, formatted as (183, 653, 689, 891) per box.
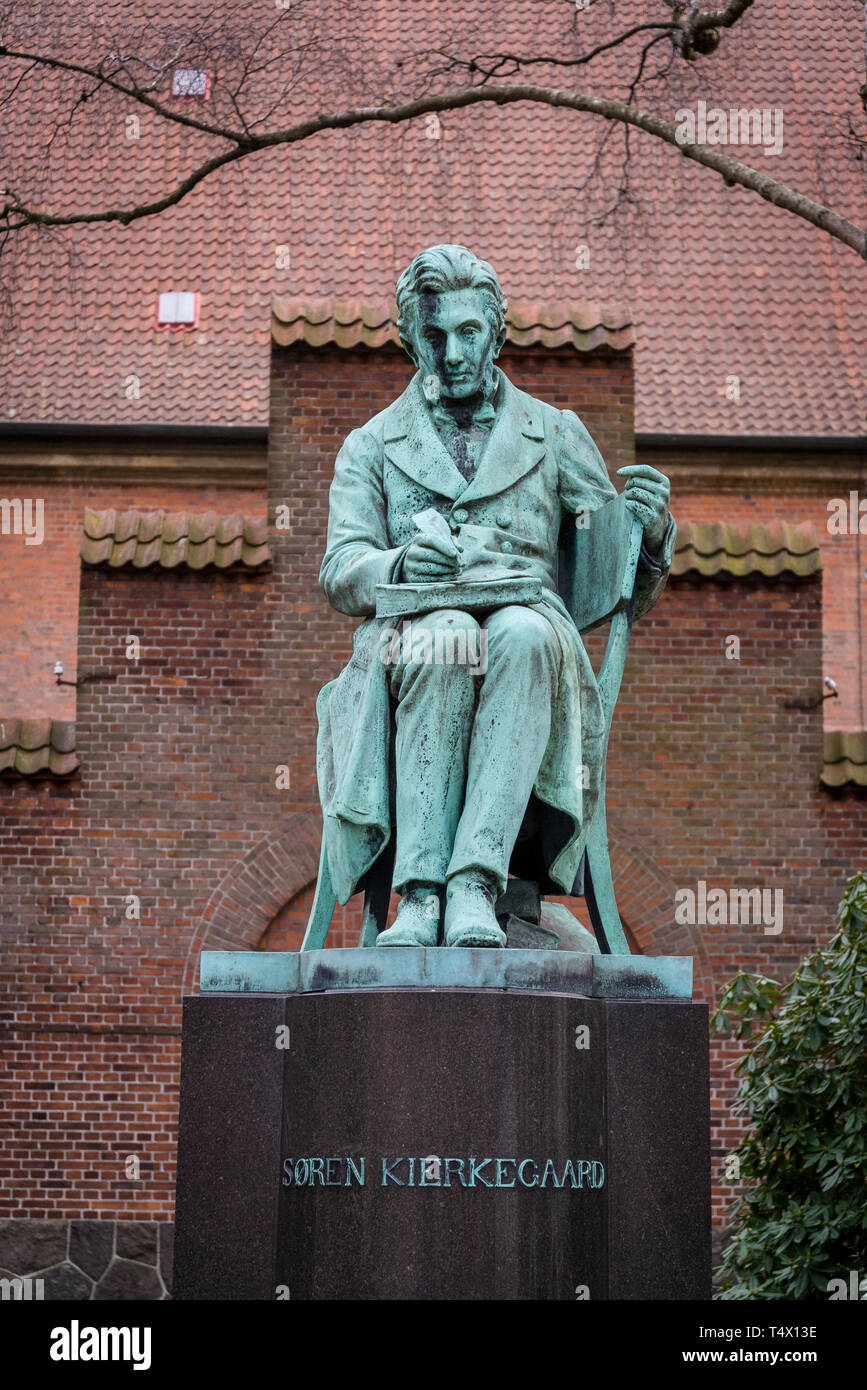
(317, 369, 675, 904)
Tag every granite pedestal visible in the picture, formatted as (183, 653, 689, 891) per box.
(173, 950, 710, 1301)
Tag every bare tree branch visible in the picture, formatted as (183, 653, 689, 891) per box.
(440, 23, 678, 83)
(1, 78, 863, 259)
(0, 41, 249, 141)
(678, 0, 755, 58)
(442, 0, 755, 78)
(0, 2, 863, 264)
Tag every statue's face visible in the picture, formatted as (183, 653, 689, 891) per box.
(412, 289, 498, 399)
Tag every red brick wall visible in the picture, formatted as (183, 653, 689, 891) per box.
(604, 572, 864, 1224)
(1, 565, 265, 1218)
(0, 340, 635, 1217)
(0, 482, 261, 721)
(1, 340, 863, 1237)
(640, 473, 867, 734)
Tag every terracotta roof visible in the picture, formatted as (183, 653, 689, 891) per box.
(672, 522, 822, 579)
(271, 297, 635, 354)
(0, 1, 864, 437)
(81, 509, 271, 570)
(0, 719, 78, 778)
(821, 731, 867, 789)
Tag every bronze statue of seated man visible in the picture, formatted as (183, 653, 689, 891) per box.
(316, 245, 674, 948)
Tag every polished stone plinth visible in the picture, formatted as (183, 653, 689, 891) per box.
(199, 947, 692, 998)
(174, 984, 710, 1301)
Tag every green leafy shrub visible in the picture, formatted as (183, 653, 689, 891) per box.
(711, 872, 867, 1299)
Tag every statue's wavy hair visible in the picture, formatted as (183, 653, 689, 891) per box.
(395, 244, 508, 364)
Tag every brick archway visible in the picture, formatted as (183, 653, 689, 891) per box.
(182, 810, 321, 994)
(183, 822, 715, 1002)
(608, 838, 715, 1002)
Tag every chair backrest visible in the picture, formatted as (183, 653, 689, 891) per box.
(557, 493, 643, 633)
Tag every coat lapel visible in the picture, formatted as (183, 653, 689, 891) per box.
(381, 370, 547, 505)
(382, 375, 467, 501)
(456, 373, 546, 505)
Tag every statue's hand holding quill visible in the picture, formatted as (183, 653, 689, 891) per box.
(401, 509, 464, 582)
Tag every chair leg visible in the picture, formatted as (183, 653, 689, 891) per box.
(300, 838, 336, 952)
(583, 790, 630, 955)
(359, 838, 395, 947)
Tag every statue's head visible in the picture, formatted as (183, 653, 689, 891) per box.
(395, 244, 508, 401)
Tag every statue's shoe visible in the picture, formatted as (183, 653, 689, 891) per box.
(377, 893, 439, 947)
(444, 876, 507, 949)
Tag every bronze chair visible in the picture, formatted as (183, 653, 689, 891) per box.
(302, 493, 642, 954)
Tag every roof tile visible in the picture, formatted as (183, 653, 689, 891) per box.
(821, 731, 867, 789)
(0, 2, 863, 436)
(81, 509, 271, 570)
(673, 522, 822, 579)
(0, 719, 79, 778)
(271, 296, 635, 354)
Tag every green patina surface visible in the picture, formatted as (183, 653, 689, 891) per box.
(303, 245, 677, 960)
(200, 948, 692, 999)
